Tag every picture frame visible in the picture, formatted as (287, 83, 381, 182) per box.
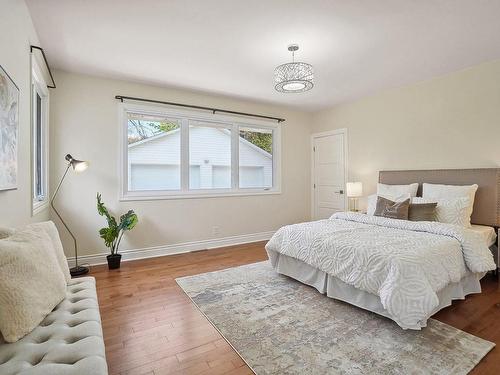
(0, 64, 19, 191)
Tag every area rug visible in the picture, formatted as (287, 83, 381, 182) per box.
(176, 261, 495, 375)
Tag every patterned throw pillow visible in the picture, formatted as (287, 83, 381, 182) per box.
(374, 196, 411, 220)
(0, 228, 67, 342)
(422, 183, 477, 227)
(412, 197, 472, 227)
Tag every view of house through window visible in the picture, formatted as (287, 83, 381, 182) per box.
(239, 127, 273, 189)
(124, 107, 280, 198)
(189, 121, 232, 189)
(127, 113, 181, 191)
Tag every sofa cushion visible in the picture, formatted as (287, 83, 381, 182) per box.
(0, 277, 107, 375)
(0, 228, 66, 342)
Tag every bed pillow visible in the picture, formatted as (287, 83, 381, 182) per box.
(0, 227, 67, 342)
(422, 183, 478, 226)
(374, 196, 410, 220)
(412, 197, 472, 227)
(367, 193, 411, 215)
(377, 183, 419, 198)
(408, 202, 437, 221)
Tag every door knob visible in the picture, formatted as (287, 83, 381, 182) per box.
(335, 190, 344, 194)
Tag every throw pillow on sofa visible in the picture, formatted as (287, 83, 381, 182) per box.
(0, 227, 67, 342)
(27, 221, 72, 283)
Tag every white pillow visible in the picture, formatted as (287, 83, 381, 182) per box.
(377, 183, 419, 198)
(27, 221, 72, 284)
(422, 183, 478, 226)
(412, 197, 472, 227)
(0, 227, 67, 342)
(367, 193, 411, 215)
(0, 222, 71, 284)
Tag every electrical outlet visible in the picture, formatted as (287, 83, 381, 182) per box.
(212, 226, 220, 236)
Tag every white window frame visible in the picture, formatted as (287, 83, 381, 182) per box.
(31, 58, 49, 215)
(119, 102, 282, 201)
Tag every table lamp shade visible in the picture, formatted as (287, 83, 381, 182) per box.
(346, 182, 363, 198)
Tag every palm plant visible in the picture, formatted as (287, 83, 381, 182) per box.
(97, 193, 138, 255)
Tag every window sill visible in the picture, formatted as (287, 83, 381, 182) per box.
(120, 189, 282, 201)
(32, 200, 49, 216)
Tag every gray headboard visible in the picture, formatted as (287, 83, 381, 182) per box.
(379, 168, 500, 227)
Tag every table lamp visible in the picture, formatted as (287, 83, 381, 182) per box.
(346, 182, 363, 212)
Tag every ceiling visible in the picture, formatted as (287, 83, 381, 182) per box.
(26, 0, 500, 111)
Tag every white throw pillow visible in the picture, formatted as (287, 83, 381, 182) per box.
(377, 183, 419, 198)
(422, 183, 478, 226)
(0, 227, 67, 342)
(412, 197, 472, 227)
(27, 221, 72, 283)
(367, 193, 411, 215)
(0, 222, 71, 283)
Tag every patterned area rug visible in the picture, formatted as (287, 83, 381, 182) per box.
(176, 262, 495, 375)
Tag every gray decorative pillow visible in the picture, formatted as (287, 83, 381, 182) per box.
(408, 203, 437, 222)
(374, 196, 410, 220)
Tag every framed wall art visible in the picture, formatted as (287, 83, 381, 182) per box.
(0, 65, 19, 191)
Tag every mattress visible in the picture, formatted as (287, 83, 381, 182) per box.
(470, 224, 497, 247)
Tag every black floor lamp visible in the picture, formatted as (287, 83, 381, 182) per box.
(51, 154, 89, 277)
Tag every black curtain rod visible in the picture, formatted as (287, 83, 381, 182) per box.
(30, 45, 56, 89)
(115, 95, 285, 123)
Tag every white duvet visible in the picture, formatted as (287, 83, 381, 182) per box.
(265, 212, 496, 329)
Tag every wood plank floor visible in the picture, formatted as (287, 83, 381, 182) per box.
(91, 241, 500, 375)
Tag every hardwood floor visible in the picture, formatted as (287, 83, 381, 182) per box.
(91, 242, 500, 375)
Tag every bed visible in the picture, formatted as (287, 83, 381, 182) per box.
(266, 168, 499, 330)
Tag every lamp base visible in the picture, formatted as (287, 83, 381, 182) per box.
(70, 265, 89, 277)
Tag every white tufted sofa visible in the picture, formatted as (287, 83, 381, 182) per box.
(0, 277, 108, 375)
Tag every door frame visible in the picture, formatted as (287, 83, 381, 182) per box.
(311, 128, 348, 219)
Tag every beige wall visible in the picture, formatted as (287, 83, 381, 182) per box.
(312, 60, 500, 209)
(0, 0, 49, 226)
(50, 71, 311, 257)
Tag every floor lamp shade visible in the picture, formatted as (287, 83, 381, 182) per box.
(52, 154, 90, 277)
(65, 154, 89, 173)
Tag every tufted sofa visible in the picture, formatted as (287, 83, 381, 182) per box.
(0, 277, 108, 375)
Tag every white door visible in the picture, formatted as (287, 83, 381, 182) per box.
(312, 130, 346, 220)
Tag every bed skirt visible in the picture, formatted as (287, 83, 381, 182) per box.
(267, 250, 485, 329)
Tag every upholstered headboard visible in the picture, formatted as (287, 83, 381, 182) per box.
(379, 168, 500, 227)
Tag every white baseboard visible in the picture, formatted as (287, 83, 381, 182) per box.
(67, 230, 274, 267)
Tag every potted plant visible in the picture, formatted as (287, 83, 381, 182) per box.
(97, 193, 138, 269)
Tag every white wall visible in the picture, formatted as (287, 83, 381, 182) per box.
(0, 0, 49, 226)
(312, 60, 500, 209)
(50, 70, 311, 257)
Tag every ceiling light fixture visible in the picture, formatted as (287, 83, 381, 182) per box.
(274, 44, 314, 93)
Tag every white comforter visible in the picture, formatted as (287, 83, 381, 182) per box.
(265, 212, 496, 329)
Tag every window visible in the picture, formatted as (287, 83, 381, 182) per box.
(127, 112, 181, 191)
(189, 121, 231, 189)
(31, 59, 49, 215)
(120, 103, 281, 200)
(239, 127, 273, 189)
